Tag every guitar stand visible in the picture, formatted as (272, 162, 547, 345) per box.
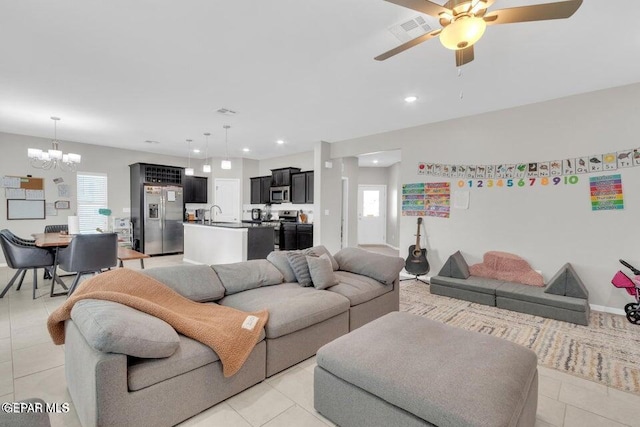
(400, 275, 429, 285)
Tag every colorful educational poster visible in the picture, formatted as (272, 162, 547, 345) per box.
(402, 183, 426, 216)
(588, 154, 603, 172)
(424, 182, 450, 218)
(402, 182, 450, 218)
(590, 174, 623, 211)
(549, 161, 562, 176)
(602, 153, 617, 171)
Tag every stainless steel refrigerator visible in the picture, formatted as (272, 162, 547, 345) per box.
(143, 185, 184, 255)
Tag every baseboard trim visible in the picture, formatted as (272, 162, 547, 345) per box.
(590, 304, 625, 316)
(0, 263, 6, 268)
(387, 245, 400, 251)
(182, 258, 202, 265)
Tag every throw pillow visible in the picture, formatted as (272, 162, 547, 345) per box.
(437, 251, 471, 279)
(71, 299, 180, 358)
(286, 252, 313, 287)
(213, 259, 284, 295)
(305, 246, 339, 271)
(307, 254, 339, 290)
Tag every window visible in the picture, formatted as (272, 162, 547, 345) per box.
(77, 172, 108, 233)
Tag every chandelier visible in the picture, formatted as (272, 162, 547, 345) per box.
(27, 117, 81, 171)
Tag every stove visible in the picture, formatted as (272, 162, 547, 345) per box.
(273, 210, 298, 249)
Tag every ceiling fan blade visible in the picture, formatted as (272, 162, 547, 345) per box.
(384, 0, 451, 17)
(483, 0, 582, 25)
(375, 30, 441, 61)
(455, 46, 475, 66)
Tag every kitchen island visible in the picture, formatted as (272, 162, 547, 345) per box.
(183, 221, 275, 265)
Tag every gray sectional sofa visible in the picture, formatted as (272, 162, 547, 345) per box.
(63, 246, 403, 427)
(430, 251, 590, 325)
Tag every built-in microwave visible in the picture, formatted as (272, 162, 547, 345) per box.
(270, 186, 290, 204)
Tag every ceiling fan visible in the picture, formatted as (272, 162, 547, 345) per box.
(375, 0, 582, 66)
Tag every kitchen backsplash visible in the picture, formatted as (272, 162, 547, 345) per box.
(243, 203, 314, 223)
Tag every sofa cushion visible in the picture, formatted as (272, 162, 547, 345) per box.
(143, 264, 225, 302)
(496, 281, 589, 312)
(430, 275, 503, 296)
(127, 328, 266, 391)
(213, 259, 284, 295)
(286, 252, 312, 287)
(329, 271, 392, 306)
(267, 251, 297, 283)
(219, 283, 350, 339)
(306, 245, 339, 271)
(544, 263, 589, 299)
(334, 247, 404, 286)
(71, 299, 179, 359)
(307, 254, 339, 290)
(437, 251, 470, 279)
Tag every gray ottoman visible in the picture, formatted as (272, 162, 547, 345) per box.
(314, 312, 538, 427)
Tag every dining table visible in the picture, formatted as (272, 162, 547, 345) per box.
(32, 232, 73, 297)
(32, 232, 151, 297)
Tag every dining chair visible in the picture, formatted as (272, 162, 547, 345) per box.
(57, 233, 118, 295)
(0, 230, 55, 299)
(44, 224, 68, 234)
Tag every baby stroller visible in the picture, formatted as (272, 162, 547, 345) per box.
(611, 259, 640, 324)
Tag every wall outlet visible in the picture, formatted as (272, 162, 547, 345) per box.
(324, 209, 330, 215)
(122, 207, 131, 213)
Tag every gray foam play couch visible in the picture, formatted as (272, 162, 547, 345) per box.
(430, 251, 590, 326)
(63, 246, 403, 427)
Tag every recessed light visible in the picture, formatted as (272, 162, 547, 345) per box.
(144, 140, 160, 144)
(404, 95, 418, 103)
(373, 160, 379, 164)
(276, 140, 284, 145)
(193, 149, 200, 153)
(242, 148, 250, 152)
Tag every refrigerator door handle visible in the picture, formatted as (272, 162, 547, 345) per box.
(159, 195, 164, 230)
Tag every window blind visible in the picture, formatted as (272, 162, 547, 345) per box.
(77, 172, 108, 233)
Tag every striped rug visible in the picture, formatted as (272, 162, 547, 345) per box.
(400, 281, 640, 395)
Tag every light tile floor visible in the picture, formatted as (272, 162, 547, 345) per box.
(0, 251, 638, 426)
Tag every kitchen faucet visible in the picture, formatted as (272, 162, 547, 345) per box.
(209, 205, 222, 222)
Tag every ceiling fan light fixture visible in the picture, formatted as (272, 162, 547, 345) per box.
(439, 15, 486, 50)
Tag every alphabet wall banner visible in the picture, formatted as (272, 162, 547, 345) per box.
(418, 147, 640, 178)
(590, 174, 624, 211)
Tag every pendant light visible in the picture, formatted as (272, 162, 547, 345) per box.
(221, 125, 231, 170)
(202, 132, 211, 173)
(185, 139, 194, 176)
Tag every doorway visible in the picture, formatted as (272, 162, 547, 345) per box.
(357, 185, 387, 245)
(214, 178, 240, 222)
(341, 177, 349, 249)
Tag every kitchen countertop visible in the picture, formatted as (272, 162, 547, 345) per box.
(184, 221, 276, 229)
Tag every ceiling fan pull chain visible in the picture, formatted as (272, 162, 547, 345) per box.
(458, 67, 464, 99)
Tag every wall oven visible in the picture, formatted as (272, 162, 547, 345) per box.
(270, 186, 290, 204)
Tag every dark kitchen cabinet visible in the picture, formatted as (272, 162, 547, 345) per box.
(280, 223, 313, 250)
(250, 176, 272, 204)
(296, 224, 313, 250)
(184, 176, 208, 203)
(271, 167, 301, 187)
(291, 171, 314, 204)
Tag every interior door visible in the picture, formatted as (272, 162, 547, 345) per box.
(357, 185, 386, 245)
(214, 178, 240, 222)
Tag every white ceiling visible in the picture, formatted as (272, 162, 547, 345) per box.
(1, 1, 639, 161)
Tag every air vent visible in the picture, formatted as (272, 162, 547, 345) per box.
(144, 140, 160, 144)
(388, 16, 432, 43)
(216, 108, 238, 116)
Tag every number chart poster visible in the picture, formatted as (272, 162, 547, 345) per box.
(402, 182, 450, 218)
(590, 174, 623, 211)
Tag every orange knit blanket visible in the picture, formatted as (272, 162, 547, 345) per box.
(47, 268, 268, 377)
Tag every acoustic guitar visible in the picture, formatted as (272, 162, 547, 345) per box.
(404, 217, 430, 276)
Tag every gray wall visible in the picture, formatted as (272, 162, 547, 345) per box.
(330, 82, 640, 310)
(387, 162, 401, 248)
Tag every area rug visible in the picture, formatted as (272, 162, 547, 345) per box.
(400, 281, 640, 395)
